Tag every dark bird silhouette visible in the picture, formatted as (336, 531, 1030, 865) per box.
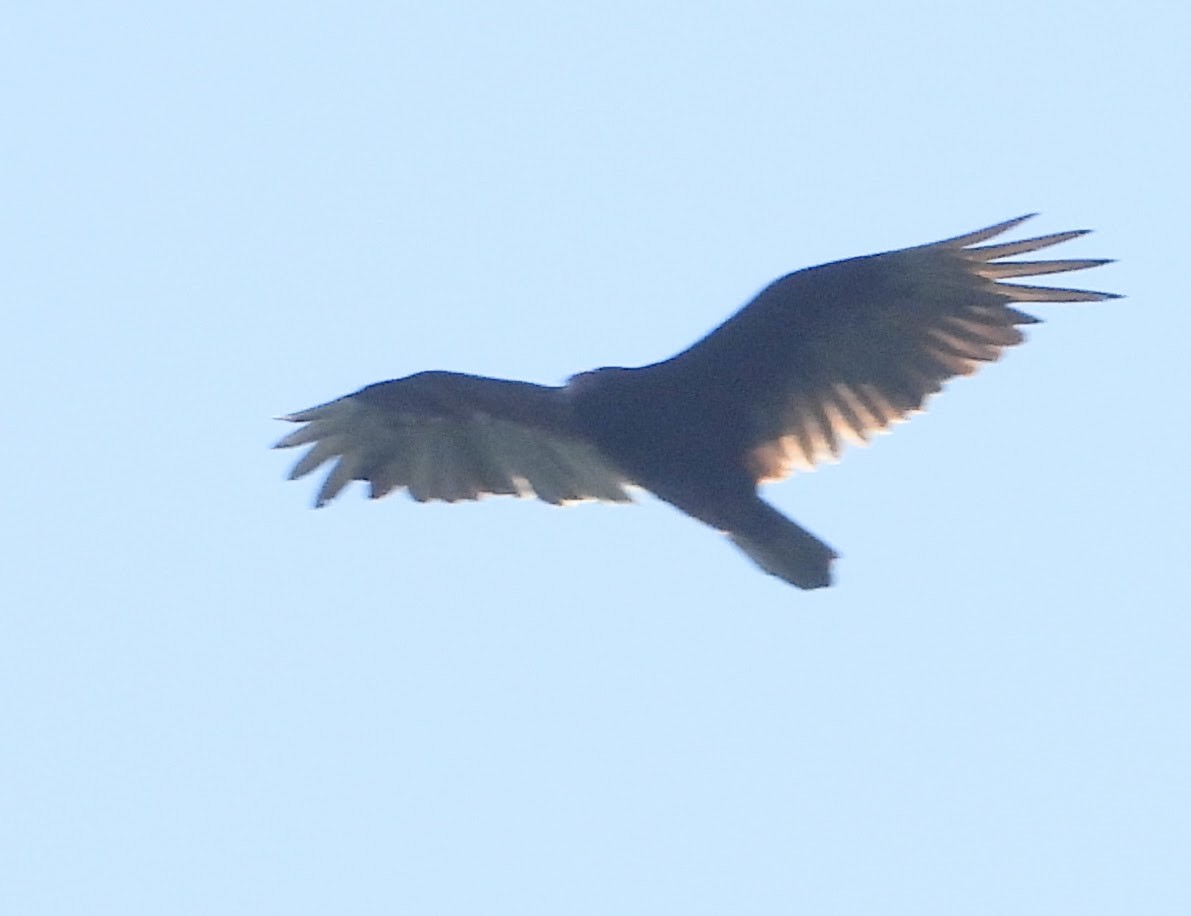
(275, 215, 1116, 589)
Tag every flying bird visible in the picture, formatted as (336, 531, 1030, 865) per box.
(275, 215, 1116, 589)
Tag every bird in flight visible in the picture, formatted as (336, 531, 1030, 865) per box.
(275, 215, 1116, 589)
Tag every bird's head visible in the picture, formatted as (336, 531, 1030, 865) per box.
(565, 366, 633, 395)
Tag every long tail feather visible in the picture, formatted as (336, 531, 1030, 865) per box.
(726, 499, 837, 590)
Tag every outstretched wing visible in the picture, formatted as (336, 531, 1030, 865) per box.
(275, 371, 633, 507)
(666, 214, 1118, 481)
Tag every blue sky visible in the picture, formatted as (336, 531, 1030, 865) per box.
(4, 2, 1189, 914)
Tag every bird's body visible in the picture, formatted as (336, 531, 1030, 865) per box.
(276, 215, 1116, 589)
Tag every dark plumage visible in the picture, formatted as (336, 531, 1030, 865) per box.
(275, 215, 1116, 589)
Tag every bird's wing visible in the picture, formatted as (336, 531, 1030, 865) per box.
(275, 371, 633, 506)
(666, 214, 1117, 482)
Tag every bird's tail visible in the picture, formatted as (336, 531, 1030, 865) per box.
(726, 499, 837, 590)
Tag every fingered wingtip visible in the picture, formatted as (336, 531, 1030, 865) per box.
(940, 213, 1039, 249)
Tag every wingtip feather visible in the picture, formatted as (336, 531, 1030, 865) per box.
(939, 214, 1037, 248)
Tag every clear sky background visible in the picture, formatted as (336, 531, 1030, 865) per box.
(3, 2, 1188, 914)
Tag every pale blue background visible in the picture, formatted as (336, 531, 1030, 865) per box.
(3, 3, 1188, 914)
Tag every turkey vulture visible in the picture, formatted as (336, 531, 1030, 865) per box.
(275, 215, 1116, 589)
